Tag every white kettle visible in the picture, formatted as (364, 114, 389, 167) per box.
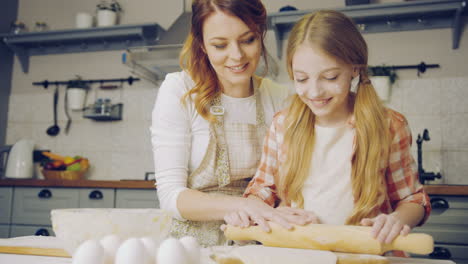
(5, 139, 35, 179)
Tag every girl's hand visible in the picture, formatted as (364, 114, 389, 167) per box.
(360, 213, 411, 244)
(223, 197, 318, 232)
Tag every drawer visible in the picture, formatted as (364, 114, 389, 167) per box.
(425, 208, 468, 225)
(427, 196, 468, 226)
(414, 224, 468, 244)
(414, 243, 468, 262)
(0, 187, 13, 224)
(10, 225, 55, 237)
(115, 189, 159, 208)
(79, 188, 115, 208)
(12, 187, 79, 225)
(0, 224, 10, 238)
(429, 195, 468, 209)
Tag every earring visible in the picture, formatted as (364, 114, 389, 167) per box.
(350, 75, 360, 93)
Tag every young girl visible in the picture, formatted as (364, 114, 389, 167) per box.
(225, 10, 431, 252)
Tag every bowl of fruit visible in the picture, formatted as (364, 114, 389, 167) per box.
(41, 152, 90, 180)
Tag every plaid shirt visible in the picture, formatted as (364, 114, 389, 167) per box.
(244, 108, 431, 225)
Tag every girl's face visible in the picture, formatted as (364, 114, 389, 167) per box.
(202, 11, 262, 90)
(292, 43, 358, 126)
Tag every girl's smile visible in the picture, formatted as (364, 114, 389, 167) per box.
(306, 97, 333, 108)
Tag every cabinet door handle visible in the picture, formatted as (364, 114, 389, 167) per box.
(89, 190, 103, 200)
(430, 198, 449, 209)
(35, 228, 50, 236)
(38, 189, 52, 199)
(429, 247, 451, 259)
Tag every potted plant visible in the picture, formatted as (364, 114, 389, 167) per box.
(367, 65, 398, 101)
(96, 0, 122, 27)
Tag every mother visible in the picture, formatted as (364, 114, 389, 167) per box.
(151, 0, 314, 246)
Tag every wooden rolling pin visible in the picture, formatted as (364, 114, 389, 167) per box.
(224, 222, 434, 255)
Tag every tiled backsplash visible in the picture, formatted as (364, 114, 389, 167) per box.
(388, 77, 468, 185)
(6, 74, 468, 184)
(7, 85, 157, 181)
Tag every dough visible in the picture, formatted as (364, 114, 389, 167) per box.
(210, 246, 390, 264)
(335, 253, 389, 264)
(232, 246, 337, 264)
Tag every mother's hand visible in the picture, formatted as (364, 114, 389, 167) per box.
(223, 197, 319, 232)
(275, 206, 320, 225)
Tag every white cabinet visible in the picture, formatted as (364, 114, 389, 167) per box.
(0, 224, 9, 238)
(9, 225, 55, 237)
(3, 186, 157, 238)
(79, 188, 114, 208)
(115, 189, 159, 208)
(413, 195, 468, 263)
(0, 187, 13, 224)
(0, 187, 13, 238)
(9, 187, 80, 238)
(12, 187, 80, 226)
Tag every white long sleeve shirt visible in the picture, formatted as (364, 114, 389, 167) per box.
(150, 71, 289, 220)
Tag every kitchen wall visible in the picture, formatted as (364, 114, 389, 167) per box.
(5, 0, 468, 184)
(0, 0, 18, 147)
(6, 0, 184, 181)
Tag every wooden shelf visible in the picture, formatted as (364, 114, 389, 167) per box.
(424, 184, 468, 196)
(0, 179, 156, 189)
(268, 0, 467, 58)
(1, 23, 165, 73)
(1, 179, 467, 195)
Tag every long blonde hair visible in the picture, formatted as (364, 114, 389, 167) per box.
(282, 10, 391, 225)
(179, 0, 268, 122)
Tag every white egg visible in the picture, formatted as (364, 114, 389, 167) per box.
(157, 237, 190, 264)
(115, 238, 152, 264)
(72, 240, 105, 264)
(140, 237, 158, 261)
(179, 236, 200, 264)
(99, 234, 122, 264)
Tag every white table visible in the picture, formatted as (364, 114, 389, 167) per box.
(0, 236, 70, 264)
(0, 254, 70, 264)
(0, 236, 457, 264)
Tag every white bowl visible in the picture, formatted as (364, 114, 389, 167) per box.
(51, 208, 172, 255)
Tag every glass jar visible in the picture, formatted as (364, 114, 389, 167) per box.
(103, 99, 112, 115)
(94, 98, 104, 114)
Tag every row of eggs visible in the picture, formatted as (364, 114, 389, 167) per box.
(72, 235, 200, 264)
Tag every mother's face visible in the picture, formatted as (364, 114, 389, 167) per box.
(202, 10, 262, 89)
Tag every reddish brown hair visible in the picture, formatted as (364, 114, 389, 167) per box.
(180, 0, 268, 122)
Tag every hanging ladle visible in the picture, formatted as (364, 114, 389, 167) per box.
(46, 84, 60, 136)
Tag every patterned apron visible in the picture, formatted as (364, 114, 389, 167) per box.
(170, 79, 267, 246)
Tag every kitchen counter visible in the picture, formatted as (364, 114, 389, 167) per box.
(423, 184, 468, 196)
(1, 180, 468, 195)
(0, 236, 457, 264)
(0, 179, 156, 189)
